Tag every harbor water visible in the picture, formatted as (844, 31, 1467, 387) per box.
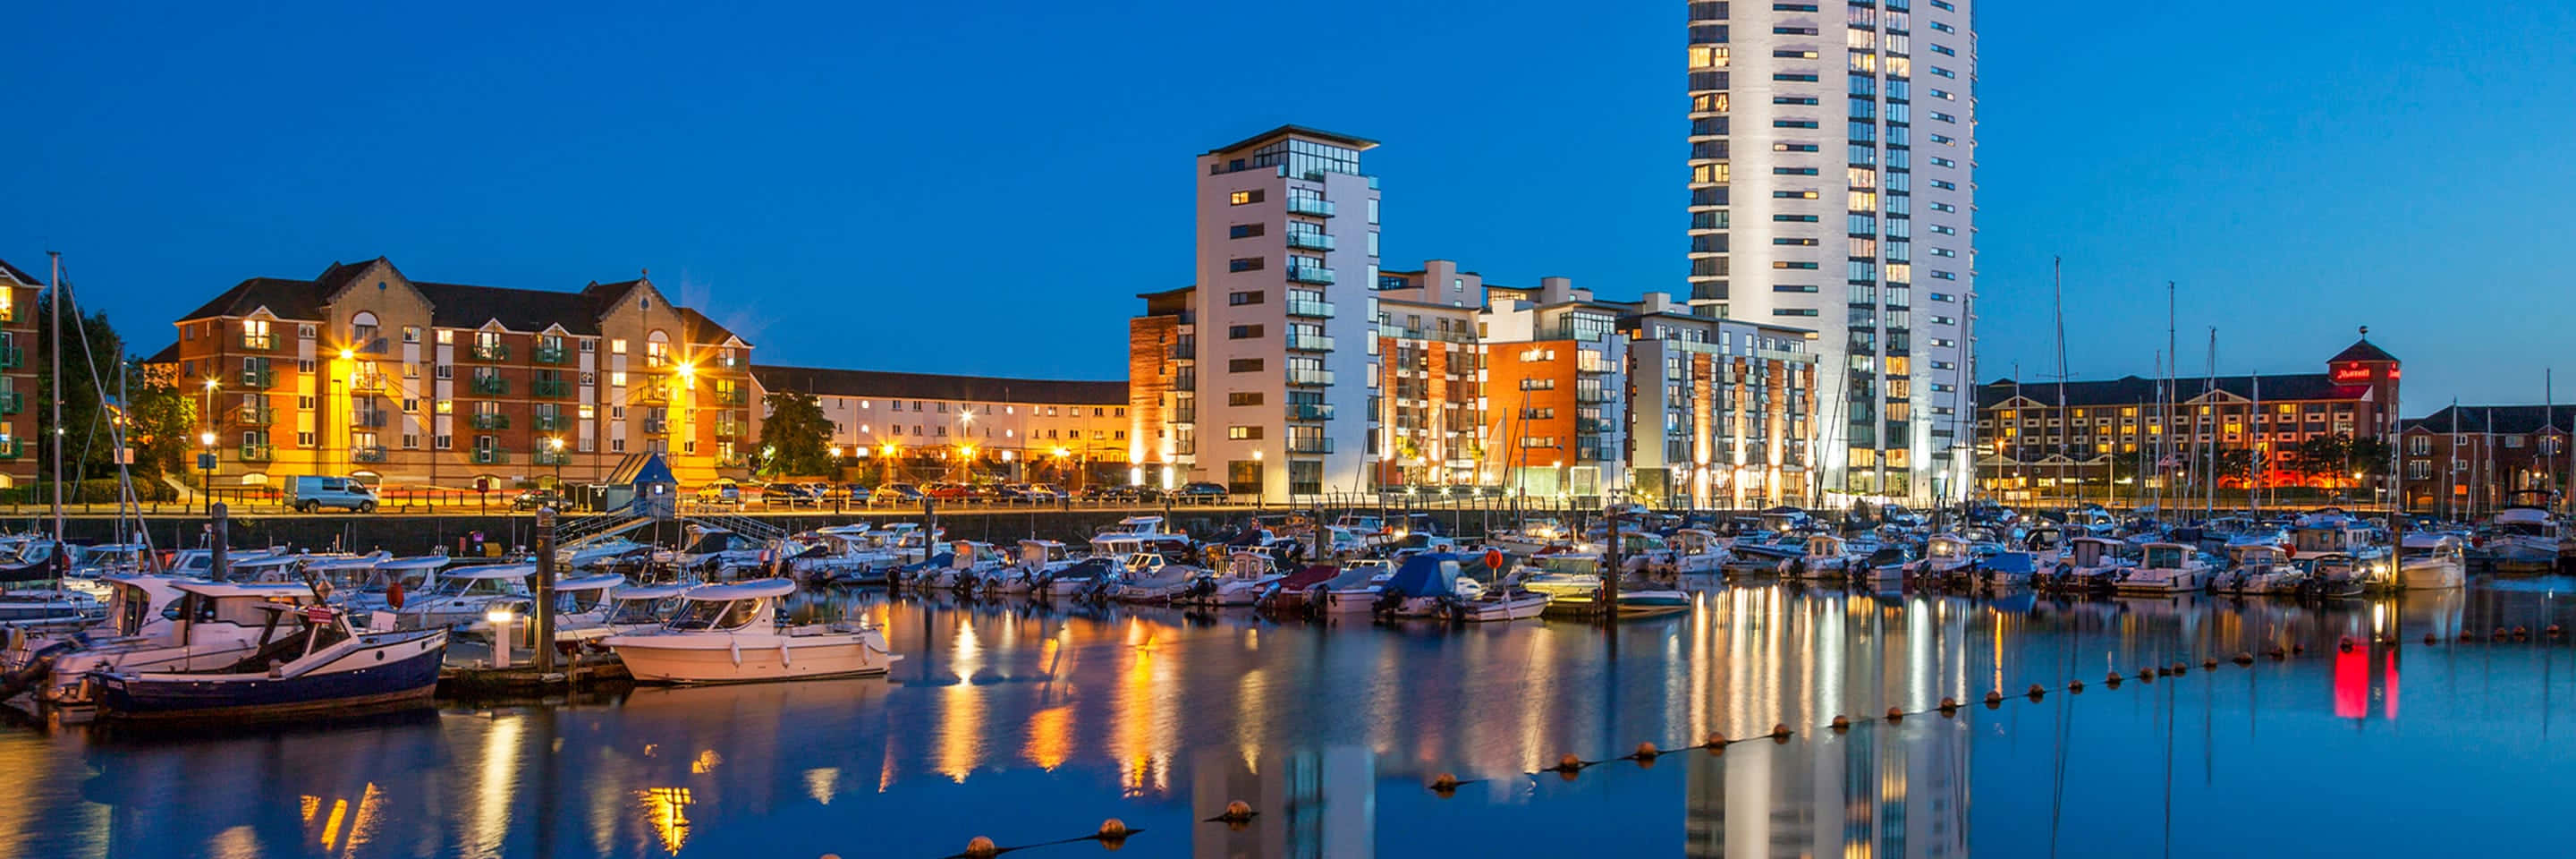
(4, 578, 2574, 857)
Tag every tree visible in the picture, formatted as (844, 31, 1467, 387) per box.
(755, 391, 835, 478)
(123, 368, 199, 484)
(32, 290, 128, 482)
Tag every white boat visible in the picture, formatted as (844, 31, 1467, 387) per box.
(2049, 536, 2133, 592)
(981, 540, 1076, 595)
(2394, 533, 2467, 591)
(1174, 550, 1284, 607)
(464, 574, 630, 643)
(1783, 534, 1861, 581)
(21, 578, 320, 706)
(1316, 559, 1393, 613)
(2114, 542, 2215, 594)
(2487, 505, 2561, 569)
(1109, 553, 1205, 603)
(2220, 544, 2305, 595)
(1852, 546, 1911, 591)
(1037, 556, 1123, 599)
(1652, 528, 1733, 575)
(392, 564, 533, 629)
(603, 579, 901, 684)
(924, 540, 1008, 591)
(1907, 533, 1977, 583)
(89, 604, 448, 722)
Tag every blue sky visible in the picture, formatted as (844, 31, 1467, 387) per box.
(5, 1, 2570, 412)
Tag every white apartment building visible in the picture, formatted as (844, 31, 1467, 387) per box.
(1132, 126, 1383, 498)
(1685, 0, 1979, 505)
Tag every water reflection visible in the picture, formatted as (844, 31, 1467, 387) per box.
(1, 580, 2569, 857)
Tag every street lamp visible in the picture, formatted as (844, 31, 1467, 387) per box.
(548, 437, 566, 490)
(1253, 448, 1264, 509)
(199, 430, 217, 515)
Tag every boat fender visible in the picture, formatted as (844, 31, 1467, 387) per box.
(730, 639, 742, 667)
(779, 640, 792, 667)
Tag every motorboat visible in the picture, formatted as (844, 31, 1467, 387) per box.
(1907, 533, 1980, 587)
(1174, 550, 1284, 607)
(2392, 533, 2467, 591)
(1315, 559, 1393, 614)
(1255, 564, 1344, 613)
(1035, 556, 1121, 600)
(464, 574, 630, 644)
(603, 579, 901, 684)
(2114, 542, 2216, 594)
(2298, 553, 2371, 598)
(1974, 551, 2038, 590)
(1653, 529, 1733, 575)
(392, 564, 533, 629)
(657, 526, 774, 579)
(980, 540, 1076, 596)
(19, 579, 321, 707)
(925, 541, 1009, 591)
(2485, 501, 2561, 571)
(340, 555, 453, 617)
(2047, 537, 2132, 593)
(1109, 553, 1205, 603)
(1373, 553, 1476, 619)
(1851, 546, 1911, 591)
(1486, 519, 1571, 557)
(1783, 534, 1861, 581)
(2220, 544, 2304, 595)
(88, 604, 449, 722)
(588, 583, 693, 641)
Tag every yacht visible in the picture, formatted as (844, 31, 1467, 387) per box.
(2050, 537, 2132, 593)
(1316, 559, 1394, 614)
(603, 579, 900, 684)
(463, 574, 630, 644)
(88, 604, 449, 722)
(2393, 533, 2467, 591)
(1174, 550, 1284, 607)
(2486, 500, 2562, 571)
(2220, 544, 2305, 595)
(1109, 552, 1205, 603)
(1784, 533, 1862, 581)
(2114, 542, 2216, 594)
(30, 579, 320, 707)
(393, 564, 533, 629)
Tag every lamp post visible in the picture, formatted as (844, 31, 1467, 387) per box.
(1253, 448, 1265, 510)
(548, 437, 565, 491)
(199, 430, 217, 515)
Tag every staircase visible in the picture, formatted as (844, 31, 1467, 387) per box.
(682, 511, 787, 543)
(555, 510, 652, 549)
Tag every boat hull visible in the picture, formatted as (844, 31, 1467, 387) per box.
(609, 633, 898, 684)
(89, 634, 446, 722)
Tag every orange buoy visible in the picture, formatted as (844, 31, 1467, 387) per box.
(1830, 715, 1851, 731)
(1771, 723, 1793, 740)
(2068, 679, 2085, 693)
(1885, 706, 1904, 721)
(1634, 742, 1660, 760)
(2233, 652, 2253, 665)
(1098, 819, 1131, 839)
(1704, 732, 1728, 752)
(1430, 773, 1460, 791)
(1984, 690, 2004, 707)
(1938, 696, 1960, 714)
(966, 837, 999, 858)
(1555, 753, 1583, 772)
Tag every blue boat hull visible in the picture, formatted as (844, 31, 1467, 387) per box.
(91, 638, 446, 722)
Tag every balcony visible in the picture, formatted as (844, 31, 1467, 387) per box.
(1285, 404, 1335, 421)
(1578, 388, 1619, 404)
(1577, 417, 1614, 433)
(471, 413, 511, 430)
(470, 343, 511, 361)
(1376, 324, 1476, 344)
(1285, 299, 1335, 319)
(1286, 438, 1335, 455)
(352, 446, 387, 464)
(714, 388, 750, 407)
(534, 449, 572, 466)
(0, 438, 15, 459)
(472, 448, 511, 465)
(715, 420, 746, 439)
(1284, 331, 1335, 352)
(241, 368, 276, 389)
(532, 378, 572, 398)
(1285, 368, 1335, 387)
(352, 409, 389, 428)
(237, 405, 276, 425)
(1286, 266, 1336, 285)
(1284, 197, 1335, 217)
(0, 392, 21, 414)
(238, 443, 273, 463)
(238, 333, 275, 351)
(470, 376, 509, 396)
(350, 372, 389, 392)
(1172, 406, 1197, 424)
(1284, 232, 1335, 251)
(1167, 344, 1195, 361)
(534, 344, 571, 364)
(0, 345, 19, 369)
(633, 380, 669, 403)
(717, 453, 752, 469)
(533, 414, 572, 432)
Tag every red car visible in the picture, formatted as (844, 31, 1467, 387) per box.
(924, 482, 975, 500)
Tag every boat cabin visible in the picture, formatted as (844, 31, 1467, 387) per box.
(664, 579, 796, 632)
(428, 565, 534, 599)
(1924, 534, 1970, 562)
(1018, 540, 1070, 566)
(2290, 515, 2376, 555)
(2066, 536, 2126, 567)
(1803, 534, 1849, 558)
(2140, 543, 2198, 571)
(1758, 507, 1810, 533)
(1671, 529, 1725, 556)
(604, 583, 691, 626)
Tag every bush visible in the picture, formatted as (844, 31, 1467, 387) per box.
(4, 479, 179, 505)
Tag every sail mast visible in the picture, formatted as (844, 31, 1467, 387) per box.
(47, 251, 64, 546)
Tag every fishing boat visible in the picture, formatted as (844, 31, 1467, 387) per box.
(87, 604, 449, 722)
(602, 579, 901, 684)
(391, 564, 533, 629)
(2114, 542, 2215, 594)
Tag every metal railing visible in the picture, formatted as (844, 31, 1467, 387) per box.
(534, 345, 571, 364)
(471, 413, 511, 430)
(533, 378, 572, 398)
(1284, 197, 1335, 217)
(470, 376, 509, 396)
(1285, 232, 1335, 251)
(1287, 266, 1336, 285)
(239, 333, 275, 351)
(472, 448, 511, 464)
(352, 446, 387, 463)
(533, 414, 572, 432)
(239, 443, 274, 462)
(1285, 331, 1335, 352)
(1286, 438, 1335, 455)
(1285, 404, 1335, 421)
(242, 368, 275, 388)
(470, 343, 511, 361)
(1284, 368, 1335, 387)
(1286, 299, 1335, 319)
(238, 405, 276, 425)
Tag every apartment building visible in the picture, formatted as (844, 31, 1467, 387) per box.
(165, 258, 756, 489)
(1619, 293, 1821, 508)
(1131, 125, 1383, 498)
(1372, 261, 1487, 487)
(750, 365, 1129, 485)
(1686, 0, 1980, 505)
(1479, 277, 1632, 498)
(0, 258, 38, 486)
(2399, 405, 2574, 516)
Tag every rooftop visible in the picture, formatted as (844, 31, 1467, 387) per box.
(176, 258, 742, 344)
(752, 364, 1127, 406)
(1205, 123, 1380, 157)
(1978, 373, 2370, 409)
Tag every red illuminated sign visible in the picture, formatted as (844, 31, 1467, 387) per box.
(2332, 363, 2372, 382)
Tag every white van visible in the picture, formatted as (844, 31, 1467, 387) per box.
(289, 475, 380, 513)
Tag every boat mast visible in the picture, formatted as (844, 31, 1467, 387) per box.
(2250, 374, 2261, 519)
(2204, 328, 2216, 520)
(47, 251, 63, 547)
(2164, 281, 2175, 516)
(2052, 257, 2069, 511)
(2446, 399, 2459, 523)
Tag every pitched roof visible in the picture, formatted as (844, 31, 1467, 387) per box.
(180, 276, 330, 322)
(2402, 404, 2576, 435)
(142, 342, 179, 364)
(1978, 373, 2368, 409)
(753, 364, 1127, 406)
(413, 280, 608, 335)
(0, 257, 40, 286)
(2328, 337, 2398, 364)
(671, 306, 743, 345)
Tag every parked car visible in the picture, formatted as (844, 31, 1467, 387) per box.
(1171, 481, 1231, 504)
(289, 475, 379, 514)
(923, 482, 972, 501)
(1026, 483, 1067, 502)
(695, 479, 741, 505)
(869, 483, 925, 505)
(510, 489, 567, 511)
(764, 484, 821, 507)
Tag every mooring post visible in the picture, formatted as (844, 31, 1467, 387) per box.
(211, 502, 230, 583)
(534, 506, 557, 673)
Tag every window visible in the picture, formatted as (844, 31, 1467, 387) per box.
(1227, 290, 1265, 306)
(1930, 157, 1957, 168)
(1774, 49, 1819, 59)
(1929, 44, 1954, 55)
(1773, 261, 1819, 269)
(1772, 26, 1819, 35)
(1227, 324, 1265, 339)
(1228, 257, 1266, 272)
(1928, 133, 1956, 145)
(1929, 66, 1954, 78)
(1930, 21, 1954, 33)
(1773, 96, 1820, 106)
(1229, 190, 1264, 206)
(1774, 119, 1820, 129)
(1774, 237, 1819, 245)
(1774, 285, 1820, 293)
(1227, 392, 1264, 406)
(1690, 45, 1730, 68)
(1775, 73, 1820, 82)
(1228, 223, 1265, 239)
(1775, 142, 1820, 152)
(1775, 214, 1820, 222)
(1227, 358, 1263, 373)
(1929, 202, 1957, 212)
(1775, 309, 1820, 317)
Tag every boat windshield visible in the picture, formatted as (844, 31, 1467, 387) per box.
(113, 585, 158, 636)
(608, 597, 678, 625)
(555, 589, 608, 614)
(2145, 546, 2186, 569)
(666, 598, 761, 631)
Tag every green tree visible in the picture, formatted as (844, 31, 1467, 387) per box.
(755, 391, 835, 478)
(123, 368, 199, 484)
(32, 291, 128, 481)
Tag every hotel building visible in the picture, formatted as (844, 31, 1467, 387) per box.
(1685, 0, 1980, 505)
(163, 258, 758, 490)
(1130, 125, 1384, 498)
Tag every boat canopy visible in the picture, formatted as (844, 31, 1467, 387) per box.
(1984, 552, 2037, 576)
(609, 583, 693, 600)
(684, 578, 797, 601)
(556, 574, 629, 592)
(1277, 565, 1340, 591)
(1383, 553, 1468, 599)
(301, 552, 393, 572)
(378, 555, 453, 571)
(448, 564, 537, 580)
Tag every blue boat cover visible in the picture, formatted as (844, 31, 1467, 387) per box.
(1985, 552, 2036, 574)
(1383, 553, 1466, 598)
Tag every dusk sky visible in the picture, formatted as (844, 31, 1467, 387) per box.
(6, 1, 2570, 412)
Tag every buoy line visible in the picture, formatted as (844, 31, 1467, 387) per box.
(926, 819, 1141, 859)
